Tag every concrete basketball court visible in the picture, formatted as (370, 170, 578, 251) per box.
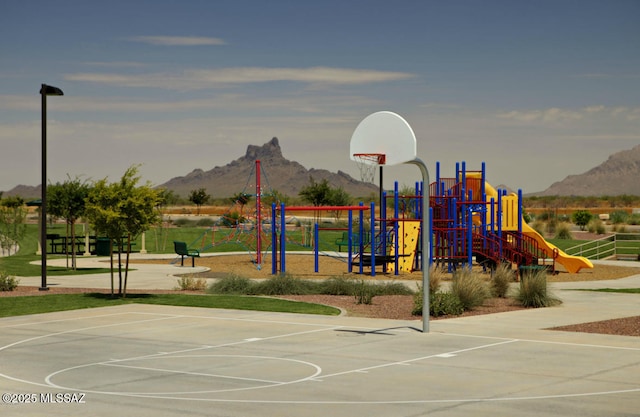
(2, 262, 640, 417)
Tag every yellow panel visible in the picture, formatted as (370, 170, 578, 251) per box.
(388, 220, 421, 272)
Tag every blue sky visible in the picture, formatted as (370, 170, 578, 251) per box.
(1, 0, 639, 195)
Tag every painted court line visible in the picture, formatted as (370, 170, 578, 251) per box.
(315, 339, 519, 380)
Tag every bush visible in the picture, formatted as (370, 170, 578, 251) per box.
(173, 218, 197, 227)
(610, 211, 629, 225)
(571, 210, 592, 231)
(587, 218, 606, 234)
(530, 220, 546, 236)
(375, 282, 414, 296)
(516, 269, 561, 308)
(428, 292, 465, 317)
(207, 274, 254, 294)
(451, 268, 490, 310)
(491, 263, 514, 298)
(428, 266, 446, 295)
(207, 274, 412, 299)
(554, 222, 573, 240)
(0, 272, 19, 291)
(411, 286, 464, 317)
(175, 275, 207, 291)
(353, 279, 376, 305)
(252, 273, 317, 295)
(196, 217, 216, 227)
(319, 276, 356, 295)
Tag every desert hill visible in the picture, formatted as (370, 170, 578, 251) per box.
(5, 141, 640, 199)
(536, 144, 640, 196)
(158, 137, 378, 198)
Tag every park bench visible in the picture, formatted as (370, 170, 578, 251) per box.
(173, 241, 200, 267)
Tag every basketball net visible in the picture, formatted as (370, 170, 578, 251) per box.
(353, 153, 385, 184)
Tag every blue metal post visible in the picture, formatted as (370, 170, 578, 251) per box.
(348, 210, 353, 273)
(370, 201, 376, 277)
(280, 203, 286, 273)
(314, 223, 319, 273)
(359, 202, 364, 274)
(394, 183, 400, 275)
(467, 190, 473, 269)
(518, 189, 523, 233)
(272, 203, 277, 275)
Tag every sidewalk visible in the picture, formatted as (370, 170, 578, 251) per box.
(13, 255, 640, 334)
(16, 252, 210, 290)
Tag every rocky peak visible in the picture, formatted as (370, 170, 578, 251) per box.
(243, 137, 283, 161)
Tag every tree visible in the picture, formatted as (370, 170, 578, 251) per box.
(0, 196, 26, 256)
(571, 210, 592, 231)
(189, 188, 210, 215)
(327, 187, 352, 221)
(47, 176, 90, 269)
(299, 177, 333, 223)
(85, 166, 161, 297)
(298, 177, 332, 206)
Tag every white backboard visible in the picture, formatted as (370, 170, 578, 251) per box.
(349, 111, 417, 166)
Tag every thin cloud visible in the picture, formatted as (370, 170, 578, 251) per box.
(496, 105, 640, 125)
(65, 67, 415, 89)
(83, 61, 147, 68)
(127, 36, 226, 46)
(497, 108, 582, 123)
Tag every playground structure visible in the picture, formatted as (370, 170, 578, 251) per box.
(430, 162, 593, 274)
(185, 157, 592, 277)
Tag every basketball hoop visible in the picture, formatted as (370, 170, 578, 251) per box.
(353, 153, 385, 184)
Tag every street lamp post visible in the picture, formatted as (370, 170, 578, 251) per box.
(40, 84, 64, 291)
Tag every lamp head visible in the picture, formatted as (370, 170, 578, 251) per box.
(40, 84, 64, 96)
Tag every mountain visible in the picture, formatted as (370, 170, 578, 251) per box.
(158, 137, 379, 198)
(2, 184, 41, 199)
(537, 144, 640, 196)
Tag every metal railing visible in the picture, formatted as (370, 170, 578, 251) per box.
(565, 233, 640, 260)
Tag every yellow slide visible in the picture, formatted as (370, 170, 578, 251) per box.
(468, 174, 593, 273)
(520, 222, 593, 273)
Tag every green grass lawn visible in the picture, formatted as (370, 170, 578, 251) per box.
(580, 288, 640, 294)
(0, 293, 340, 318)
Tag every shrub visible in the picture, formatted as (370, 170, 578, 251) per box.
(353, 279, 376, 305)
(411, 286, 464, 317)
(587, 218, 606, 234)
(175, 275, 207, 291)
(428, 266, 446, 295)
(530, 220, 546, 236)
(196, 217, 216, 227)
(571, 210, 592, 231)
(428, 292, 465, 317)
(375, 282, 414, 295)
(545, 218, 557, 235)
(491, 263, 514, 298)
(0, 272, 19, 291)
(451, 268, 490, 310)
(613, 224, 627, 233)
(554, 222, 573, 240)
(173, 218, 197, 227)
(628, 213, 640, 225)
(207, 274, 254, 294)
(610, 210, 629, 225)
(252, 273, 317, 295)
(319, 276, 356, 295)
(412, 284, 423, 315)
(516, 269, 561, 308)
